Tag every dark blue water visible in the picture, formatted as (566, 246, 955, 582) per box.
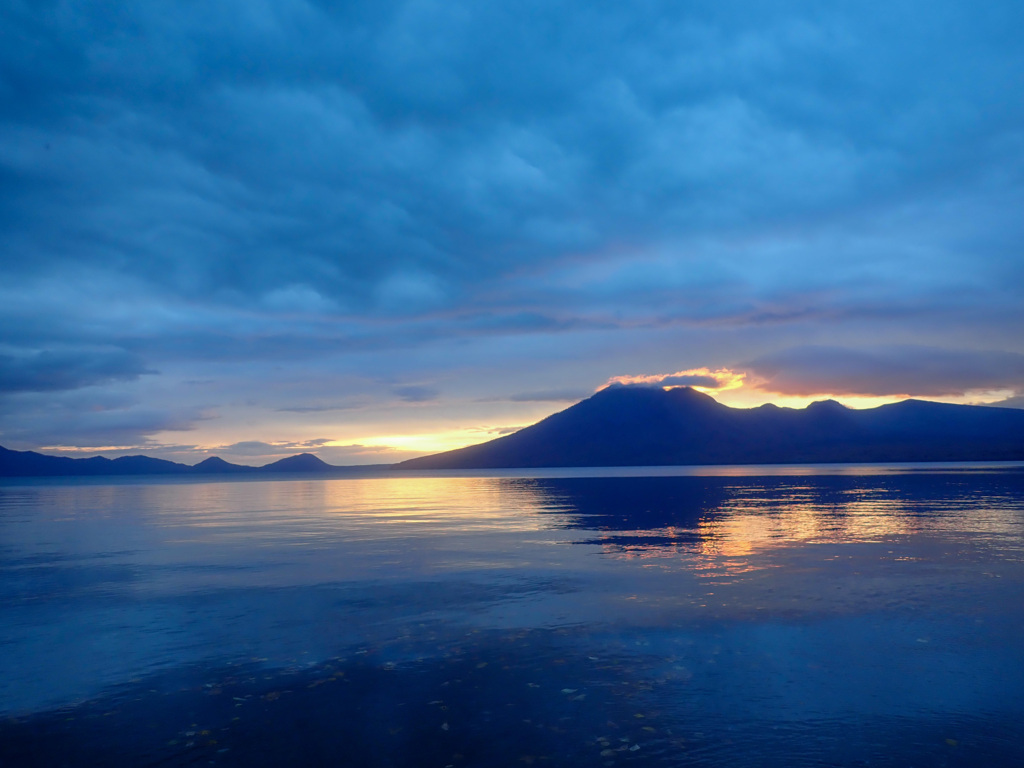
(2, 465, 1024, 766)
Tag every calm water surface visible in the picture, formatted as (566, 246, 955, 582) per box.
(2, 465, 1024, 766)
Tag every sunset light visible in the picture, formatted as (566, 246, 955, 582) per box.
(602, 367, 747, 394)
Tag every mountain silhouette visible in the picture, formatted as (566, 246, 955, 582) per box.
(260, 453, 333, 472)
(0, 445, 192, 477)
(0, 446, 350, 478)
(192, 456, 256, 474)
(397, 385, 1024, 469)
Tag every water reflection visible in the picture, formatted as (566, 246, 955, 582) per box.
(520, 472, 1024, 556)
(2, 468, 1024, 766)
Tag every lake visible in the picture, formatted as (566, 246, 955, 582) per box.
(2, 464, 1024, 766)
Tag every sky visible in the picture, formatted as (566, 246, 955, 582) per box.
(1, 0, 1023, 465)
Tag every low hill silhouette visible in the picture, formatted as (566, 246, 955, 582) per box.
(261, 453, 333, 472)
(397, 385, 1024, 469)
(0, 446, 193, 477)
(0, 446, 385, 478)
(192, 456, 256, 474)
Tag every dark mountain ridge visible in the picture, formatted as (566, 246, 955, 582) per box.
(397, 385, 1024, 469)
(0, 446, 368, 478)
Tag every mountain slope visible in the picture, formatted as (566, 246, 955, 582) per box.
(397, 385, 1024, 469)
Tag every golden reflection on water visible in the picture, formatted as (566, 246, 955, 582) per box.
(557, 477, 1024, 578)
(121, 476, 568, 541)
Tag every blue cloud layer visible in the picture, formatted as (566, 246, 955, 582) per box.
(1, 0, 1023, 451)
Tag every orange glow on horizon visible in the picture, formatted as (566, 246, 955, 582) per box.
(324, 425, 525, 455)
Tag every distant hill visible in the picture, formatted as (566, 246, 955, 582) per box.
(260, 453, 334, 472)
(0, 445, 368, 478)
(0, 445, 193, 477)
(192, 456, 256, 474)
(397, 385, 1024, 469)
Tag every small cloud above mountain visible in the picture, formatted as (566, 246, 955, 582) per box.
(603, 368, 745, 393)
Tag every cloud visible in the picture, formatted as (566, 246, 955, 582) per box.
(604, 368, 746, 392)
(212, 441, 293, 458)
(0, 394, 205, 448)
(392, 385, 439, 403)
(489, 426, 523, 436)
(986, 395, 1024, 410)
(0, 347, 151, 394)
(207, 439, 421, 465)
(659, 374, 721, 388)
(505, 389, 591, 403)
(316, 443, 418, 464)
(745, 345, 1024, 397)
(210, 438, 334, 458)
(275, 404, 359, 413)
(5, 0, 1023, 312)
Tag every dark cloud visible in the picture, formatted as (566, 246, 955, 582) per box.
(392, 385, 439, 403)
(0, 348, 151, 394)
(275, 403, 363, 413)
(0, 396, 204, 448)
(505, 389, 591, 403)
(745, 346, 1024, 398)
(4, 0, 1023, 306)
